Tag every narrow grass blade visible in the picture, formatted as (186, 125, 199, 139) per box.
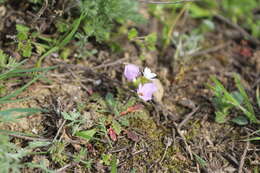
(243, 137, 260, 141)
(59, 13, 85, 48)
(0, 108, 44, 122)
(0, 60, 27, 80)
(234, 74, 255, 115)
(234, 74, 258, 123)
(0, 74, 42, 103)
(0, 129, 40, 137)
(110, 156, 117, 173)
(11, 66, 57, 73)
(210, 76, 239, 106)
(256, 86, 260, 108)
(36, 13, 85, 67)
(36, 46, 59, 68)
(0, 66, 56, 80)
(0, 97, 31, 104)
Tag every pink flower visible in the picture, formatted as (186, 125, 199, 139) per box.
(108, 127, 117, 141)
(137, 83, 157, 101)
(124, 64, 140, 81)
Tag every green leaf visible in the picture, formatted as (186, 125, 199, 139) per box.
(145, 32, 157, 51)
(189, 4, 213, 18)
(61, 112, 81, 121)
(231, 116, 248, 126)
(106, 93, 116, 108)
(105, 92, 119, 116)
(231, 91, 244, 104)
(234, 74, 253, 112)
(0, 108, 44, 122)
(112, 120, 122, 135)
(22, 41, 32, 57)
(55, 21, 69, 33)
(130, 168, 136, 173)
(124, 97, 136, 109)
(128, 28, 138, 40)
(234, 74, 258, 123)
(256, 87, 260, 108)
(200, 19, 215, 32)
(27, 141, 51, 149)
(110, 156, 117, 173)
(11, 66, 56, 73)
(33, 42, 48, 55)
(36, 13, 85, 67)
(16, 24, 30, 40)
(102, 154, 112, 166)
(209, 75, 259, 124)
(118, 117, 129, 127)
(60, 48, 71, 60)
(215, 110, 228, 123)
(76, 129, 97, 141)
(59, 13, 85, 48)
(194, 153, 207, 168)
(243, 137, 260, 141)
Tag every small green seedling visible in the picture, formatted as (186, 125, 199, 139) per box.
(48, 141, 68, 166)
(100, 154, 117, 173)
(63, 92, 141, 148)
(0, 134, 53, 172)
(61, 111, 85, 135)
(61, 111, 98, 142)
(172, 30, 204, 61)
(16, 24, 32, 57)
(16, 24, 56, 58)
(0, 50, 19, 69)
(75, 32, 98, 59)
(209, 74, 259, 125)
(73, 148, 92, 169)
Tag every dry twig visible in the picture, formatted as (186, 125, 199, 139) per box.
(238, 141, 250, 173)
(186, 42, 231, 58)
(173, 122, 193, 160)
(53, 119, 67, 142)
(159, 137, 173, 164)
(8, 133, 50, 142)
(178, 106, 200, 129)
(32, 0, 48, 23)
(93, 57, 129, 70)
(56, 163, 77, 173)
(215, 14, 260, 45)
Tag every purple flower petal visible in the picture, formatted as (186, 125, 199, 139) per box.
(124, 64, 140, 81)
(137, 83, 157, 101)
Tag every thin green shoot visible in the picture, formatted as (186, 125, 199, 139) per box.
(36, 13, 85, 67)
(256, 86, 260, 108)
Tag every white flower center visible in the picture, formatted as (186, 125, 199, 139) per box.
(143, 67, 157, 80)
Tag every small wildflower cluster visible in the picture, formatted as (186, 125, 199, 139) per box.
(124, 64, 157, 101)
